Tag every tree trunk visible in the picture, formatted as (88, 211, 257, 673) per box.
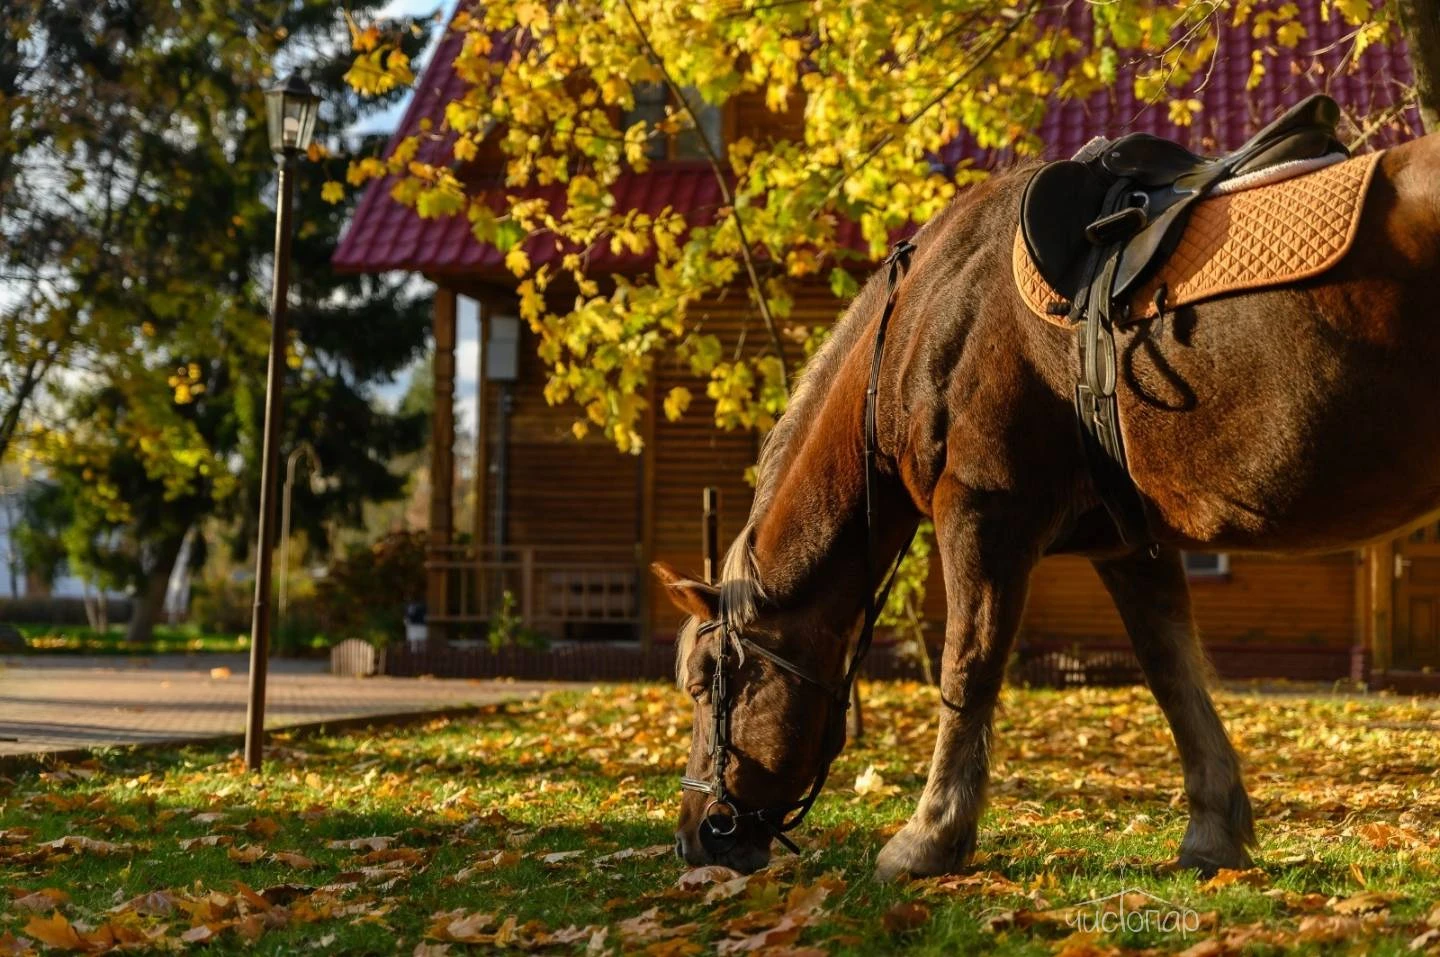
(125, 534, 185, 644)
(1398, 0, 1440, 133)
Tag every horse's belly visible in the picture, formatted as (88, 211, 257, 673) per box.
(1117, 287, 1440, 552)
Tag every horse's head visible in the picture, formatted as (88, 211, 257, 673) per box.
(654, 562, 847, 874)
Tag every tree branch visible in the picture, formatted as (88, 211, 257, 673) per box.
(823, 0, 1039, 205)
(619, 0, 790, 391)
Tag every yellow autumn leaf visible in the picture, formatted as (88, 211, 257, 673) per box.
(505, 246, 531, 277)
(662, 386, 691, 421)
(321, 181, 345, 204)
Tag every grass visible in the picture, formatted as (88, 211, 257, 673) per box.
(15, 624, 251, 656)
(1, 683, 1438, 954)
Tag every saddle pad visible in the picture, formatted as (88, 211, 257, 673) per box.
(1014, 150, 1384, 327)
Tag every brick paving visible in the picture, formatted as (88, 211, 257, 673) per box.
(0, 654, 563, 756)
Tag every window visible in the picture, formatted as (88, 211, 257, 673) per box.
(1182, 552, 1230, 580)
(620, 84, 723, 161)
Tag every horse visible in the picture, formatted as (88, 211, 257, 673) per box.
(653, 126, 1440, 881)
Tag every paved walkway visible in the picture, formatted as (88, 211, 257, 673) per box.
(0, 654, 561, 756)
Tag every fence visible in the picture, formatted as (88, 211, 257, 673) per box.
(425, 544, 640, 635)
(381, 635, 1364, 687)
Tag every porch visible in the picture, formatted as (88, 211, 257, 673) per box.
(424, 544, 642, 640)
(419, 283, 760, 649)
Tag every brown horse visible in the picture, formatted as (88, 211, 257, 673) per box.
(654, 128, 1440, 880)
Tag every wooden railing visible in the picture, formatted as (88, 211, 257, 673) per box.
(425, 544, 640, 629)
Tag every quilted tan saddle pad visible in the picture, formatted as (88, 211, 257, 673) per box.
(1013, 150, 1384, 327)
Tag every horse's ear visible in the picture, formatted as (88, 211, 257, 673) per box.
(651, 562, 719, 619)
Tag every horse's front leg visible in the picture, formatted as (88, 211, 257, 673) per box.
(1093, 547, 1255, 874)
(875, 484, 1040, 881)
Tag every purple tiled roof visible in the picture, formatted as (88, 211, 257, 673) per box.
(334, 6, 1414, 275)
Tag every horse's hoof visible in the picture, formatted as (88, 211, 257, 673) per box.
(874, 824, 972, 882)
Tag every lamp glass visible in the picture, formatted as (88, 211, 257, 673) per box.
(264, 74, 320, 154)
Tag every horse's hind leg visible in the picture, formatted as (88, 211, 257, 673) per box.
(1093, 547, 1255, 875)
(875, 485, 1039, 881)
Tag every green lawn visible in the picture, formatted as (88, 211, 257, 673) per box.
(1, 683, 1438, 954)
(14, 624, 250, 656)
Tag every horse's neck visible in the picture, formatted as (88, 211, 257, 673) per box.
(750, 355, 877, 634)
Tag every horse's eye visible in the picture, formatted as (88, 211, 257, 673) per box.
(687, 683, 706, 702)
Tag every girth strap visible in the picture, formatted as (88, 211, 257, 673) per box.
(1071, 185, 1152, 548)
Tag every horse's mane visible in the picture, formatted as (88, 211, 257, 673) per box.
(671, 191, 988, 683)
(674, 261, 899, 682)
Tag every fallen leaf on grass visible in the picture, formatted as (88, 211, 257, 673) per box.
(39, 836, 135, 857)
(853, 765, 900, 799)
(539, 850, 585, 866)
(450, 850, 522, 882)
(703, 873, 763, 903)
(930, 870, 1025, 896)
(109, 890, 176, 917)
(0, 932, 32, 956)
(676, 866, 743, 891)
(227, 844, 267, 865)
(882, 901, 931, 934)
(258, 883, 315, 907)
(179, 834, 231, 850)
(593, 845, 671, 866)
(1297, 915, 1373, 942)
(181, 925, 218, 944)
(10, 889, 68, 913)
(209, 666, 232, 679)
(352, 848, 423, 867)
(617, 907, 700, 944)
(270, 851, 317, 870)
(244, 817, 282, 840)
(327, 836, 393, 852)
(22, 913, 84, 951)
(427, 911, 494, 944)
(1351, 822, 1425, 850)
(1410, 928, 1440, 952)
(1330, 891, 1399, 915)
(716, 914, 807, 954)
(1200, 868, 1269, 892)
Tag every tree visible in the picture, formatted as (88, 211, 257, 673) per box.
(340, 0, 1400, 455)
(15, 0, 435, 642)
(1397, 0, 1440, 131)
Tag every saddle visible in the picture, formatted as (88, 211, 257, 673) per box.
(1019, 94, 1348, 546)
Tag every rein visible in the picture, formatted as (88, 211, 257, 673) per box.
(680, 239, 918, 854)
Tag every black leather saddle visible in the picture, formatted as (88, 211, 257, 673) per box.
(1018, 95, 1347, 549)
(1021, 94, 1346, 308)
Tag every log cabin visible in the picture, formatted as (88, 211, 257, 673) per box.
(334, 5, 1438, 687)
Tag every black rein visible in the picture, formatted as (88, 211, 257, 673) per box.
(679, 239, 919, 854)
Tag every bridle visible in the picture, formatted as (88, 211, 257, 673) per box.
(679, 239, 918, 854)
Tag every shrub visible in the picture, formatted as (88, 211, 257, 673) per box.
(314, 531, 426, 647)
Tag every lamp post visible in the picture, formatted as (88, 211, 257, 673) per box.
(245, 72, 320, 772)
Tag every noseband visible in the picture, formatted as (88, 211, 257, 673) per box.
(679, 240, 918, 854)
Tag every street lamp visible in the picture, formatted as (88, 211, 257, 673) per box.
(245, 71, 320, 772)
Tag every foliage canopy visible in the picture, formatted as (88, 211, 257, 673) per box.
(345, 0, 1397, 453)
